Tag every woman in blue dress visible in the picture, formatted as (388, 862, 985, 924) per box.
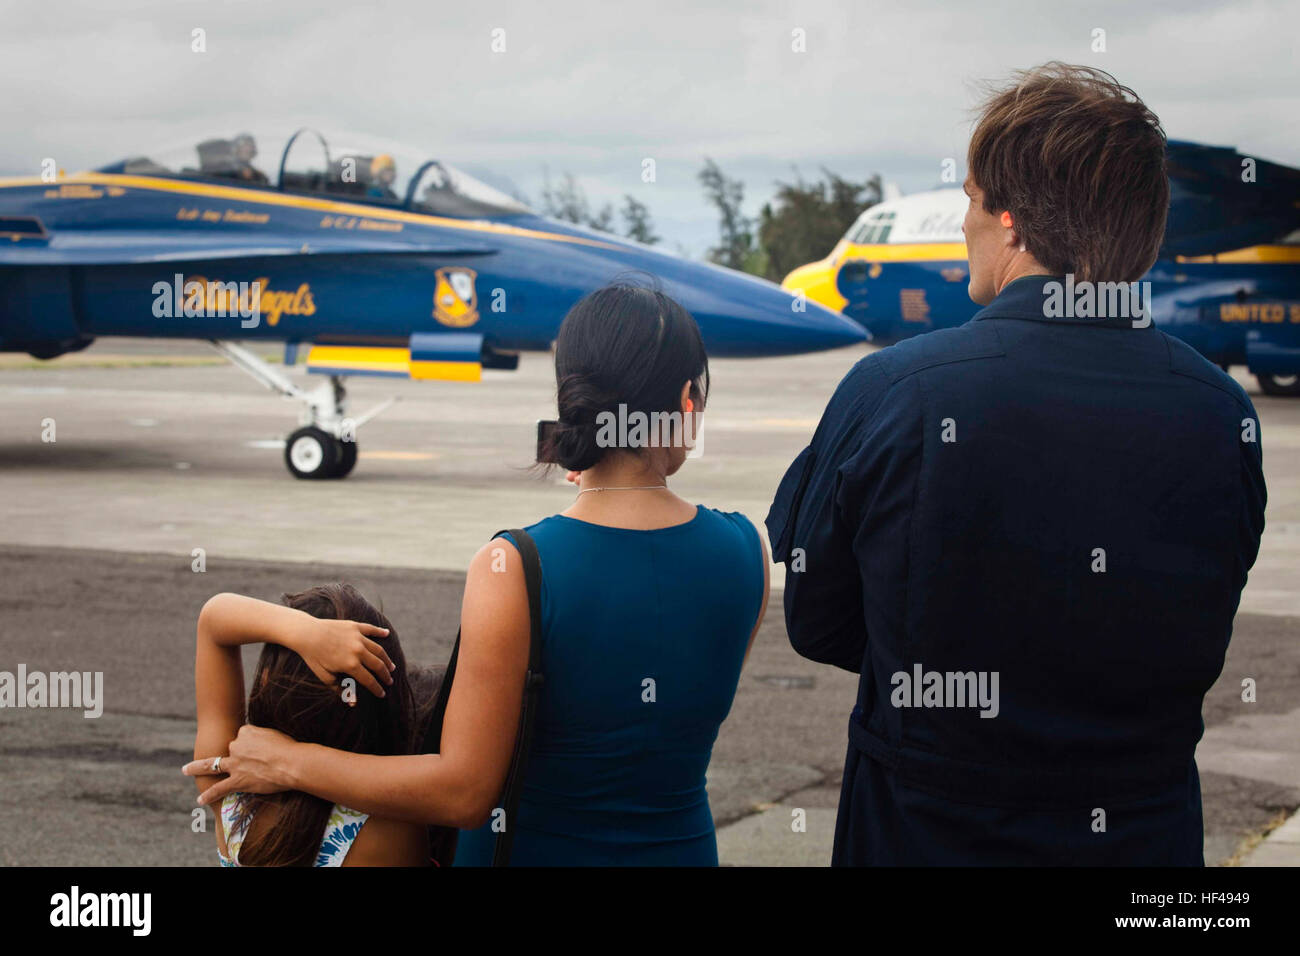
(190, 283, 769, 865)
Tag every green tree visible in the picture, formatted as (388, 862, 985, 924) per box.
(621, 195, 660, 245)
(699, 158, 761, 272)
(588, 203, 615, 233)
(540, 169, 614, 233)
(757, 169, 882, 281)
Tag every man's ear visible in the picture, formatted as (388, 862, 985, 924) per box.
(999, 211, 1026, 253)
(679, 380, 693, 415)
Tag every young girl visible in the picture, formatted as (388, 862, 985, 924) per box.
(188, 584, 432, 866)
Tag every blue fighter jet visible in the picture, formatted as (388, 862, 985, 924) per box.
(0, 129, 865, 478)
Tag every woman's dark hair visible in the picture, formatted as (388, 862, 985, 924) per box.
(541, 280, 710, 472)
(233, 583, 434, 867)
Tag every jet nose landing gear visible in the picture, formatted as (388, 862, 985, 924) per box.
(209, 340, 393, 480)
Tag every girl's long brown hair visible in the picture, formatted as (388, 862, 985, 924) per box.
(232, 583, 429, 867)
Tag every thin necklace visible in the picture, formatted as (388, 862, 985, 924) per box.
(577, 484, 668, 495)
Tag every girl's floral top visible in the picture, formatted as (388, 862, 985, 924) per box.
(218, 792, 370, 867)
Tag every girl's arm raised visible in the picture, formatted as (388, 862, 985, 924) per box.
(190, 593, 396, 852)
(185, 542, 529, 829)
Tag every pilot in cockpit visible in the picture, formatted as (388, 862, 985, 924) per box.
(366, 154, 398, 201)
(230, 134, 269, 185)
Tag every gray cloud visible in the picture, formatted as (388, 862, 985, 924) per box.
(4, 0, 1296, 258)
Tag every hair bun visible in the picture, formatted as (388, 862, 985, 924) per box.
(548, 372, 615, 471)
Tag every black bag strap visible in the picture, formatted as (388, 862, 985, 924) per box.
(420, 528, 544, 867)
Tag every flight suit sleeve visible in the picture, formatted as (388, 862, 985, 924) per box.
(1236, 396, 1267, 603)
(765, 357, 890, 673)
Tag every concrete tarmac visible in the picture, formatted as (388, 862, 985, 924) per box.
(0, 338, 1297, 865)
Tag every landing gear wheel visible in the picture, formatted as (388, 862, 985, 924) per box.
(1256, 373, 1300, 397)
(285, 426, 341, 479)
(334, 439, 358, 478)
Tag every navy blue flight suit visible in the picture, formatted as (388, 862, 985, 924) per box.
(766, 275, 1266, 865)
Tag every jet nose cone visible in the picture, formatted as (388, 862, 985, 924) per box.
(663, 267, 867, 358)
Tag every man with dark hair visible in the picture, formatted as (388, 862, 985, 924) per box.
(767, 63, 1266, 865)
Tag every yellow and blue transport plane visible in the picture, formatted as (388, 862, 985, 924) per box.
(783, 141, 1300, 398)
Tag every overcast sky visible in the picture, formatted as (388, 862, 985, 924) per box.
(5, 0, 1298, 258)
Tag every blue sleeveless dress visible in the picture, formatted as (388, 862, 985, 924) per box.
(454, 505, 764, 866)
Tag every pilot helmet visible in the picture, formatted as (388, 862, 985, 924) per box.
(371, 154, 397, 181)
